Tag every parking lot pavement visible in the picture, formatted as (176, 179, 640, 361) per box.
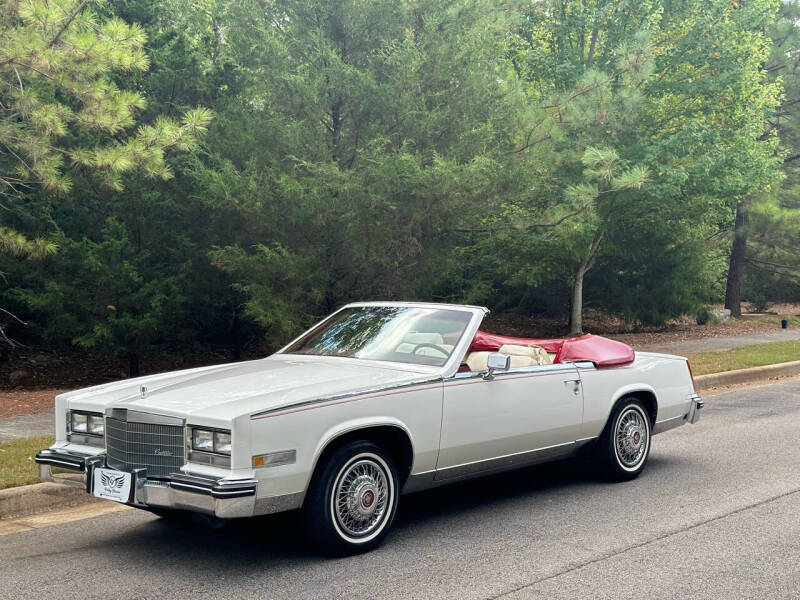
(1, 380, 799, 600)
(0, 412, 53, 442)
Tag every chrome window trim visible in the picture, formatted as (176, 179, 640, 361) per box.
(447, 363, 579, 381)
(492, 364, 579, 377)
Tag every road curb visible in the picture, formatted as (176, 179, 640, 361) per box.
(0, 482, 99, 520)
(694, 360, 800, 390)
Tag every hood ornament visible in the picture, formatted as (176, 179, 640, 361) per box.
(140, 386, 147, 399)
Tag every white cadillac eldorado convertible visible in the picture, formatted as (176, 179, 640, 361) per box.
(37, 302, 702, 554)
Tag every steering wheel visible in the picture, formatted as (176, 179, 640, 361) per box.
(411, 342, 450, 358)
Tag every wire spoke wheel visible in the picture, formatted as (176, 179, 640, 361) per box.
(614, 406, 649, 469)
(331, 455, 392, 540)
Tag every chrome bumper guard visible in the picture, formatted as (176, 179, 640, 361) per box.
(36, 449, 257, 519)
(687, 394, 703, 424)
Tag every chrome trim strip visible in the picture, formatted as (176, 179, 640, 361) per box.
(401, 470, 437, 493)
(187, 450, 232, 467)
(451, 371, 484, 380)
(572, 360, 597, 369)
(105, 408, 185, 426)
(652, 414, 685, 434)
(491, 364, 578, 377)
(37, 457, 84, 470)
(35, 448, 94, 471)
(688, 393, 703, 425)
(249, 377, 443, 420)
(434, 440, 580, 470)
(253, 492, 305, 515)
(435, 440, 580, 481)
(447, 364, 579, 382)
(575, 436, 598, 443)
(66, 433, 105, 447)
(39, 464, 86, 488)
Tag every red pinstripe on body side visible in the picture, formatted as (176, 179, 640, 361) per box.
(250, 369, 580, 420)
(250, 383, 443, 420)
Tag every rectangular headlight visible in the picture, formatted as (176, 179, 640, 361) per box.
(71, 412, 88, 433)
(68, 411, 104, 447)
(192, 429, 214, 452)
(213, 432, 231, 455)
(88, 415, 104, 435)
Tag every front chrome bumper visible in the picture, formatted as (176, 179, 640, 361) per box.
(35, 448, 257, 519)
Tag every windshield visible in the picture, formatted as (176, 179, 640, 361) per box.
(282, 306, 473, 367)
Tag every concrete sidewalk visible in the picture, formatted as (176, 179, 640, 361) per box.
(0, 413, 53, 443)
(640, 328, 800, 355)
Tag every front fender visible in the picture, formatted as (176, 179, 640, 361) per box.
(308, 416, 416, 484)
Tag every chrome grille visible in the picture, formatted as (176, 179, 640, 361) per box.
(106, 418, 184, 478)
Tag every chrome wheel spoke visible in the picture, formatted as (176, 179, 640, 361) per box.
(614, 407, 648, 468)
(333, 457, 390, 538)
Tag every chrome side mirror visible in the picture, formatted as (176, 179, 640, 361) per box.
(484, 352, 511, 380)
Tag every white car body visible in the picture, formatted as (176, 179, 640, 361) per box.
(38, 301, 702, 523)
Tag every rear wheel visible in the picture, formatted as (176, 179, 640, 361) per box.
(596, 397, 652, 481)
(303, 440, 399, 556)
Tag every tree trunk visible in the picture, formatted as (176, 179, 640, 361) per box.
(128, 352, 140, 378)
(724, 202, 747, 318)
(231, 312, 241, 360)
(569, 264, 586, 336)
(568, 231, 605, 336)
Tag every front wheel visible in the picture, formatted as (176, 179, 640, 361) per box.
(302, 440, 399, 556)
(596, 397, 652, 481)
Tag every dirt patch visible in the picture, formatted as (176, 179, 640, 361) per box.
(0, 346, 263, 391)
(0, 389, 66, 419)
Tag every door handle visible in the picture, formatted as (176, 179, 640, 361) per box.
(564, 379, 582, 395)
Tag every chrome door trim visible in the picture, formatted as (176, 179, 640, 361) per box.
(447, 363, 579, 382)
(105, 408, 185, 426)
(434, 439, 586, 481)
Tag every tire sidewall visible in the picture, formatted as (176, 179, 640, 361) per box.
(305, 440, 400, 555)
(600, 397, 652, 480)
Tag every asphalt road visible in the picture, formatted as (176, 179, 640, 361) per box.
(1, 380, 799, 600)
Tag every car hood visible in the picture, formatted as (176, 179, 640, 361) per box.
(61, 355, 436, 421)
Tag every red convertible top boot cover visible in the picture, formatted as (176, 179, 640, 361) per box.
(469, 331, 634, 368)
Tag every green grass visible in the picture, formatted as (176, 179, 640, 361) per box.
(757, 315, 800, 327)
(0, 435, 53, 490)
(687, 340, 800, 376)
